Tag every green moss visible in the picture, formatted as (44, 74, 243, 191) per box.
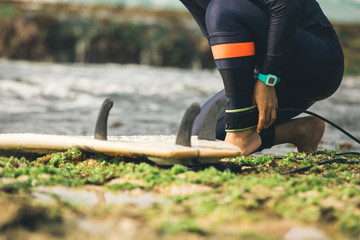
(170, 164, 188, 175)
(190, 166, 236, 187)
(0, 6, 17, 19)
(108, 182, 142, 190)
(159, 218, 205, 236)
(1, 148, 360, 239)
(238, 231, 276, 240)
(338, 213, 360, 237)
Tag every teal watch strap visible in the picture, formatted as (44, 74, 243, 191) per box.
(258, 73, 280, 87)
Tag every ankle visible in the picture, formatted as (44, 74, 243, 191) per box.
(225, 129, 261, 156)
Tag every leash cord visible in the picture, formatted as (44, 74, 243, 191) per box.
(274, 108, 360, 174)
(277, 108, 360, 145)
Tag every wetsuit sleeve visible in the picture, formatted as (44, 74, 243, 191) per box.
(251, 0, 301, 76)
(180, 0, 209, 40)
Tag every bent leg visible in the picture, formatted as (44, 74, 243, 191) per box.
(204, 0, 270, 155)
(274, 117, 326, 153)
(278, 30, 344, 103)
(270, 30, 344, 153)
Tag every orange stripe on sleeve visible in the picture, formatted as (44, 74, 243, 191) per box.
(211, 42, 255, 60)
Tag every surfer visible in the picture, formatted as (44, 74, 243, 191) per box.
(181, 0, 344, 155)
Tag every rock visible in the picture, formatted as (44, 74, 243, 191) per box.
(284, 227, 329, 240)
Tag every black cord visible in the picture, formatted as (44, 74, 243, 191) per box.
(278, 108, 360, 145)
(281, 158, 360, 175)
(336, 152, 360, 156)
(271, 109, 360, 174)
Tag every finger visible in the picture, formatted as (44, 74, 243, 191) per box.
(266, 105, 277, 128)
(267, 108, 277, 128)
(257, 110, 265, 133)
(264, 108, 272, 129)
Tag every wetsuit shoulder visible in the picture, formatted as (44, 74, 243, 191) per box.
(249, 0, 334, 76)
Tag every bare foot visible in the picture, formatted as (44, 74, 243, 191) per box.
(225, 129, 262, 156)
(293, 116, 325, 152)
(275, 116, 325, 153)
(224, 116, 325, 155)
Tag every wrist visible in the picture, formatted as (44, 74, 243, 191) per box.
(258, 73, 280, 87)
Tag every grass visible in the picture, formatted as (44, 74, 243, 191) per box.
(0, 148, 360, 239)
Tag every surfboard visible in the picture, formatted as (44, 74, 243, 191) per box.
(0, 99, 242, 166)
(0, 134, 241, 166)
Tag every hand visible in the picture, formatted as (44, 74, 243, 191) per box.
(253, 80, 278, 133)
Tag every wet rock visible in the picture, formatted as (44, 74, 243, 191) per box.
(157, 183, 212, 196)
(284, 227, 329, 240)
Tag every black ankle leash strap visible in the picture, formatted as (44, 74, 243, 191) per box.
(225, 106, 258, 132)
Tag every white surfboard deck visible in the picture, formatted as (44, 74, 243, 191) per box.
(0, 133, 241, 166)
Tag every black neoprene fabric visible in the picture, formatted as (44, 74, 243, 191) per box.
(182, 0, 344, 149)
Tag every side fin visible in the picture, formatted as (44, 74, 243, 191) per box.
(94, 98, 113, 140)
(198, 98, 227, 141)
(175, 103, 200, 147)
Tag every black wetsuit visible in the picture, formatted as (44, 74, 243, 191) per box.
(181, 0, 344, 148)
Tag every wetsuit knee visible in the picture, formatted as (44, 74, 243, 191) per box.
(205, 0, 255, 46)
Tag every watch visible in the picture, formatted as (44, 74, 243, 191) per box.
(258, 73, 280, 87)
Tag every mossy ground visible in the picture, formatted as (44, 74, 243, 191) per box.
(1, 148, 359, 239)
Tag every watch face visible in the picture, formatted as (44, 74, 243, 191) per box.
(267, 76, 277, 85)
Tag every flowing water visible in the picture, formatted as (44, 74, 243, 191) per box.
(1, 59, 360, 153)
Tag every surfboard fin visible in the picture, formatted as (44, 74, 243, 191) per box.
(175, 103, 201, 147)
(94, 98, 114, 141)
(198, 98, 227, 141)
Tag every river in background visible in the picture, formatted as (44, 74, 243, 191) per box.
(23, 0, 360, 23)
(1, 60, 360, 154)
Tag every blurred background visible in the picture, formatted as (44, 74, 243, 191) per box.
(1, 0, 359, 71)
(1, 0, 360, 152)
